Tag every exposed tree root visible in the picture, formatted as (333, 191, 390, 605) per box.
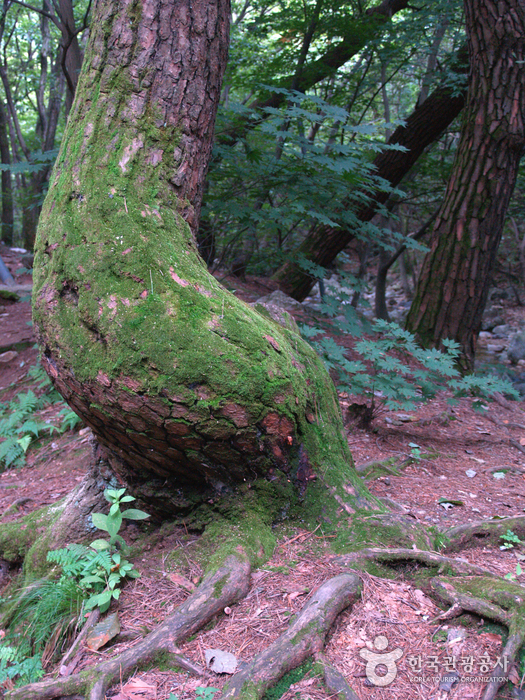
(335, 546, 500, 577)
(431, 576, 525, 700)
(6, 554, 251, 700)
(221, 573, 361, 699)
(316, 651, 360, 700)
(443, 515, 525, 551)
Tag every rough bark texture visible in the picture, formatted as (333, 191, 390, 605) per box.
(271, 49, 469, 301)
(405, 0, 525, 370)
(33, 0, 374, 517)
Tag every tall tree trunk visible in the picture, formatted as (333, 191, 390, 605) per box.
(271, 47, 468, 301)
(58, 0, 83, 112)
(405, 0, 525, 372)
(33, 0, 372, 517)
(0, 98, 13, 245)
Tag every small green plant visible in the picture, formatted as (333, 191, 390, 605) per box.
(196, 689, 220, 700)
(168, 688, 219, 700)
(0, 643, 44, 687)
(409, 443, 422, 461)
(49, 488, 149, 613)
(500, 529, 522, 550)
(499, 530, 525, 580)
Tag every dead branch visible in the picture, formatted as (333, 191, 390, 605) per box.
(221, 573, 362, 699)
(59, 609, 100, 676)
(7, 555, 251, 700)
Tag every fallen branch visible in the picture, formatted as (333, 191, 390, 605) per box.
(221, 573, 361, 699)
(335, 547, 499, 578)
(7, 555, 251, 700)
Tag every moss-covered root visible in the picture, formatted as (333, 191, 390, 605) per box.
(442, 514, 525, 552)
(431, 576, 525, 700)
(316, 652, 360, 700)
(221, 573, 362, 700)
(7, 554, 251, 700)
(335, 547, 499, 578)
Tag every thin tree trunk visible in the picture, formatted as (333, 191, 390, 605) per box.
(0, 98, 13, 245)
(405, 0, 525, 371)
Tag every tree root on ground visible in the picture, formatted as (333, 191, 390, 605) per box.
(221, 573, 362, 699)
(431, 576, 525, 700)
(336, 545, 525, 700)
(316, 651, 360, 700)
(443, 515, 525, 551)
(6, 554, 251, 700)
(335, 546, 500, 577)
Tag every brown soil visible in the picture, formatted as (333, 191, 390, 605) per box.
(1, 251, 525, 700)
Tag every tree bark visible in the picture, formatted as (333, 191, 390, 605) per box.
(0, 98, 13, 245)
(271, 47, 469, 301)
(405, 0, 525, 371)
(33, 0, 374, 517)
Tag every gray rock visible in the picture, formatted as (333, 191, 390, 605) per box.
(482, 307, 505, 331)
(508, 330, 525, 364)
(492, 324, 511, 338)
(254, 290, 303, 310)
(251, 291, 301, 334)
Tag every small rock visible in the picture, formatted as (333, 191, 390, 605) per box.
(86, 612, 120, 651)
(482, 307, 505, 331)
(478, 331, 493, 340)
(0, 350, 17, 363)
(492, 324, 511, 338)
(508, 331, 525, 364)
(486, 344, 505, 353)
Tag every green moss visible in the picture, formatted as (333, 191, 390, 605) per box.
(262, 660, 314, 700)
(333, 513, 434, 554)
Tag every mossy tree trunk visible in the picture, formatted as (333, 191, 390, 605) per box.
(33, 0, 375, 519)
(405, 0, 525, 371)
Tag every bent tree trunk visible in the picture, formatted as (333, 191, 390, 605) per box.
(33, 0, 374, 519)
(406, 0, 525, 370)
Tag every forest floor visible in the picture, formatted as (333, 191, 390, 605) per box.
(1, 245, 525, 700)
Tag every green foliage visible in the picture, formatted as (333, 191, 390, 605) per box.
(0, 390, 58, 469)
(304, 316, 519, 420)
(0, 360, 84, 470)
(500, 529, 522, 550)
(0, 643, 43, 687)
(500, 530, 525, 581)
(48, 489, 149, 613)
(205, 91, 401, 272)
